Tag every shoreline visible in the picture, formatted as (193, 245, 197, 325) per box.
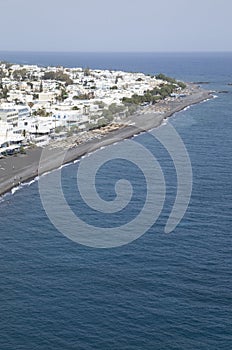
(0, 87, 213, 197)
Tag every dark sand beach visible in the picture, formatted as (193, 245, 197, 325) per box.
(0, 87, 212, 197)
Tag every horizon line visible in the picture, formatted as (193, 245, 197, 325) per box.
(0, 50, 232, 54)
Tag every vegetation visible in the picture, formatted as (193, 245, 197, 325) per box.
(121, 77, 186, 106)
(83, 67, 91, 76)
(34, 108, 50, 117)
(66, 125, 80, 137)
(0, 68, 6, 80)
(19, 145, 26, 154)
(28, 102, 34, 108)
(102, 109, 114, 122)
(43, 71, 73, 85)
(73, 93, 93, 100)
(97, 118, 109, 127)
(177, 81, 186, 89)
(0, 86, 9, 99)
(33, 93, 39, 100)
(12, 68, 28, 81)
(87, 117, 113, 131)
(100, 103, 126, 123)
(156, 73, 186, 89)
(55, 126, 65, 134)
(122, 92, 161, 105)
(127, 104, 137, 116)
(57, 88, 68, 102)
(108, 103, 125, 114)
(0, 61, 12, 69)
(94, 100, 105, 109)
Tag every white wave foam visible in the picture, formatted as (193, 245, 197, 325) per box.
(61, 163, 70, 169)
(6, 175, 41, 198)
(162, 119, 168, 126)
(86, 151, 96, 158)
(11, 185, 23, 195)
(41, 170, 53, 177)
(24, 176, 40, 186)
(57, 163, 71, 171)
(199, 97, 214, 104)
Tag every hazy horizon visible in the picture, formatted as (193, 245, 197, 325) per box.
(0, 50, 232, 53)
(0, 0, 231, 52)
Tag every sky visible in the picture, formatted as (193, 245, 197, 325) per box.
(0, 0, 231, 52)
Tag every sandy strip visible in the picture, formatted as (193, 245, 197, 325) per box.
(0, 88, 212, 197)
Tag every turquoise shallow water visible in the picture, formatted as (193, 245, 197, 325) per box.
(0, 53, 231, 349)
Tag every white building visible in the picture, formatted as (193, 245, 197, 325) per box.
(0, 106, 19, 128)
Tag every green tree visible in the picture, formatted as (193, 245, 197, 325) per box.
(43, 71, 73, 85)
(28, 102, 34, 108)
(39, 81, 43, 92)
(83, 67, 90, 76)
(13, 68, 28, 81)
(94, 101, 105, 109)
(2, 86, 8, 99)
(57, 88, 68, 102)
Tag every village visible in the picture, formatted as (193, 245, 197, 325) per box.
(0, 62, 186, 156)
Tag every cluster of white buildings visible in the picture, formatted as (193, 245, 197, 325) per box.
(0, 62, 163, 154)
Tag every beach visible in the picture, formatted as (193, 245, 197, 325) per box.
(0, 86, 212, 197)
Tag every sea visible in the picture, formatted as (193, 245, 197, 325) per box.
(0, 52, 231, 349)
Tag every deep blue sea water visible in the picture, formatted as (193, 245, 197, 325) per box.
(0, 52, 231, 349)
